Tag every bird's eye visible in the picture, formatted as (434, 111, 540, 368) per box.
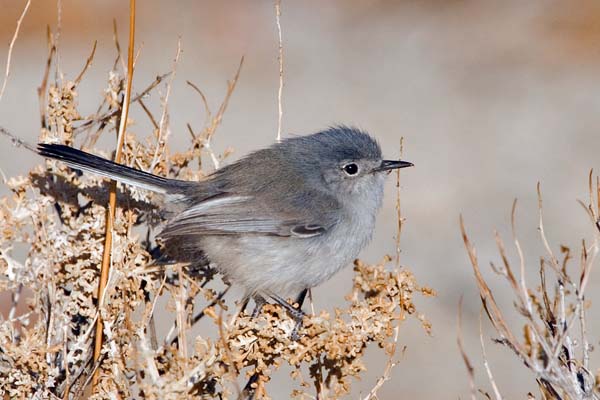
(342, 163, 359, 176)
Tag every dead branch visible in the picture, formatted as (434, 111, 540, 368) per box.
(92, 0, 137, 390)
(275, 0, 284, 142)
(0, 0, 32, 102)
(461, 179, 600, 399)
(74, 41, 98, 86)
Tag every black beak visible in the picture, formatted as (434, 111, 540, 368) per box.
(374, 159, 414, 172)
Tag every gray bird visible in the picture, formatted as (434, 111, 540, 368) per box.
(37, 126, 412, 322)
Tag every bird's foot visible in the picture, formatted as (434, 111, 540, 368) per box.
(251, 294, 267, 318)
(270, 293, 305, 340)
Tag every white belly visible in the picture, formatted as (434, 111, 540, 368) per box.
(200, 178, 384, 297)
(200, 207, 377, 297)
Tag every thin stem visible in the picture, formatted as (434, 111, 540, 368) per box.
(0, 0, 31, 103)
(395, 137, 404, 267)
(275, 0, 284, 142)
(92, 0, 136, 390)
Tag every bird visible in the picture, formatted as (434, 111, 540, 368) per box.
(37, 125, 413, 323)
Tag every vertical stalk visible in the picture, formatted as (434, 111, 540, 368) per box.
(92, 0, 136, 390)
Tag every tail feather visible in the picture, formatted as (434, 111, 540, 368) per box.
(37, 143, 192, 194)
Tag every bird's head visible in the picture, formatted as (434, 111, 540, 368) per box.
(279, 126, 413, 199)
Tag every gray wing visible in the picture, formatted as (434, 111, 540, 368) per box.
(158, 194, 338, 239)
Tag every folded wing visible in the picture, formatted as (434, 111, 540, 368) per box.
(158, 194, 338, 239)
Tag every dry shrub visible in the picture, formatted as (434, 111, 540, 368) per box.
(460, 179, 600, 399)
(0, 24, 432, 400)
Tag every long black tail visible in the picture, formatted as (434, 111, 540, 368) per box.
(37, 143, 193, 195)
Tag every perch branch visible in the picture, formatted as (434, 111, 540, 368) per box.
(92, 0, 136, 390)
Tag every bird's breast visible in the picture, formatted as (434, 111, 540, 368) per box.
(199, 185, 383, 296)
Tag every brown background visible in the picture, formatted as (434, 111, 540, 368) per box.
(2, 1, 600, 398)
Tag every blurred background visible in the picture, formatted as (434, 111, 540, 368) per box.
(1, 0, 600, 398)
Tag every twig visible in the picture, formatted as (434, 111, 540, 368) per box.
(0, 125, 36, 152)
(186, 80, 211, 124)
(150, 38, 182, 171)
(206, 57, 243, 145)
(54, 0, 63, 81)
(579, 174, 600, 370)
(175, 265, 188, 360)
(596, 175, 600, 229)
(191, 287, 229, 325)
(73, 353, 106, 400)
(8, 284, 23, 326)
(132, 42, 143, 69)
(64, 313, 99, 397)
(588, 169, 595, 222)
(37, 26, 55, 130)
(457, 296, 477, 400)
(395, 137, 404, 267)
(74, 40, 97, 86)
(363, 140, 405, 398)
(362, 321, 403, 400)
(187, 57, 244, 171)
(169, 286, 230, 347)
(185, 81, 210, 170)
(146, 274, 167, 350)
(216, 308, 241, 399)
(144, 274, 168, 328)
(62, 325, 70, 400)
(479, 311, 502, 400)
(112, 18, 126, 73)
(138, 323, 161, 384)
(511, 199, 532, 316)
(138, 98, 159, 129)
(74, 72, 171, 133)
(596, 174, 600, 221)
(92, 0, 136, 390)
(537, 183, 560, 270)
(460, 216, 522, 352)
(0, 0, 31, 103)
(274, 0, 284, 142)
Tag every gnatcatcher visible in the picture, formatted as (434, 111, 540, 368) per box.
(37, 126, 412, 323)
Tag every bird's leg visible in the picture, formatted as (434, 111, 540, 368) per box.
(240, 298, 250, 315)
(270, 289, 308, 340)
(251, 294, 267, 318)
(291, 289, 308, 340)
(241, 374, 259, 400)
(240, 290, 309, 399)
(270, 293, 305, 320)
(295, 288, 308, 309)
